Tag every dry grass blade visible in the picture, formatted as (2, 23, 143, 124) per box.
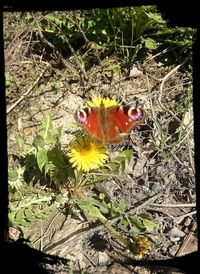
(7, 63, 50, 114)
(158, 59, 190, 123)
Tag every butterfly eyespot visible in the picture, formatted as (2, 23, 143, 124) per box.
(74, 100, 146, 144)
(128, 107, 143, 121)
(75, 109, 87, 124)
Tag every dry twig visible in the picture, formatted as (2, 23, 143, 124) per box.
(152, 203, 196, 208)
(158, 59, 190, 123)
(7, 63, 50, 114)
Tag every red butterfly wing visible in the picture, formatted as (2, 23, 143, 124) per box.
(74, 107, 104, 142)
(106, 106, 145, 143)
(75, 103, 146, 144)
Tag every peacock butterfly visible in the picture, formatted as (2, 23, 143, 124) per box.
(74, 100, 146, 144)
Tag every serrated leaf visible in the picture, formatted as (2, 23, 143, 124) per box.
(35, 212, 45, 219)
(112, 156, 125, 164)
(110, 203, 121, 217)
(24, 207, 35, 220)
(44, 13, 57, 20)
(93, 174, 110, 182)
(104, 162, 119, 172)
(9, 194, 55, 229)
(37, 148, 48, 171)
(17, 136, 25, 146)
(44, 161, 55, 175)
(40, 115, 52, 140)
(18, 200, 26, 208)
(109, 199, 126, 218)
(18, 219, 29, 226)
(86, 204, 106, 220)
(44, 13, 63, 26)
(142, 219, 157, 232)
(46, 133, 57, 145)
(112, 156, 126, 171)
(15, 210, 27, 226)
(146, 12, 165, 24)
(8, 211, 16, 225)
(120, 149, 133, 163)
(33, 135, 45, 147)
(55, 194, 68, 205)
(118, 199, 126, 212)
(77, 199, 106, 221)
(55, 126, 63, 142)
(118, 218, 129, 228)
(17, 136, 25, 149)
(130, 216, 146, 234)
(144, 38, 159, 50)
(99, 204, 110, 215)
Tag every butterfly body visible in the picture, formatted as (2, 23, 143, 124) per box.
(74, 100, 146, 144)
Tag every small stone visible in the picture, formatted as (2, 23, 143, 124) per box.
(171, 227, 185, 238)
(168, 244, 179, 256)
(184, 217, 192, 227)
(98, 251, 110, 265)
(134, 266, 150, 274)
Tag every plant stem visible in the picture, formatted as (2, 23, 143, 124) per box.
(99, 216, 131, 248)
(73, 169, 83, 195)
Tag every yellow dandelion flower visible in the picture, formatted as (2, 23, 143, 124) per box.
(87, 96, 119, 108)
(135, 236, 151, 259)
(67, 135, 109, 172)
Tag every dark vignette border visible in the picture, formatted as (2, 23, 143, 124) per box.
(1, 1, 199, 273)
